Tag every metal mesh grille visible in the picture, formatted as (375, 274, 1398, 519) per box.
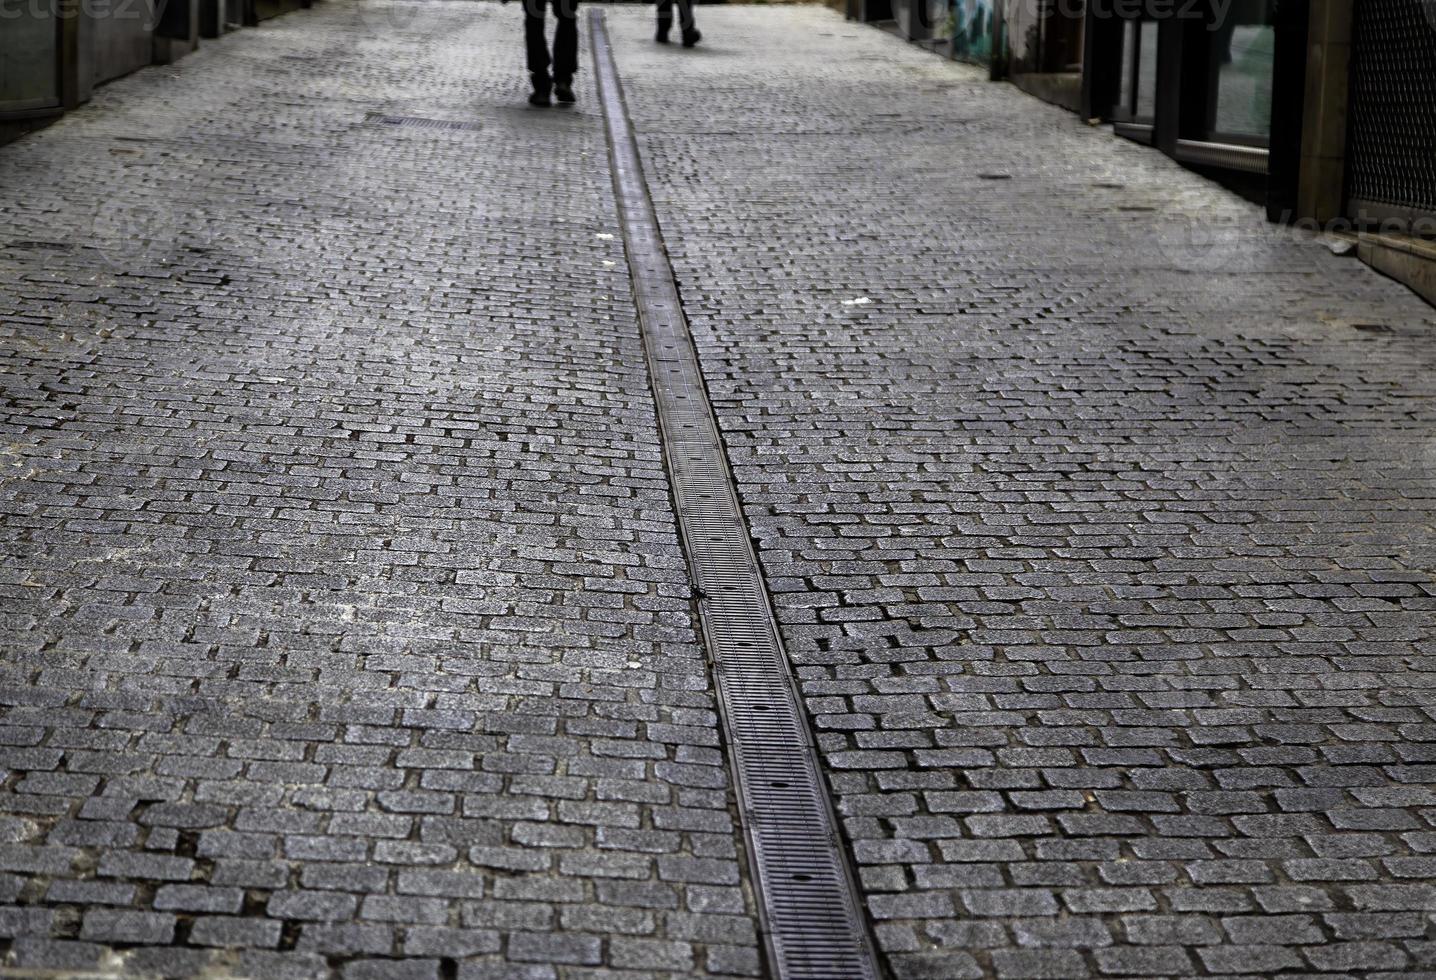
(1346, 0, 1436, 226)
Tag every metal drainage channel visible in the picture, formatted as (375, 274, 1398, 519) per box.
(364, 112, 484, 132)
(589, 12, 882, 980)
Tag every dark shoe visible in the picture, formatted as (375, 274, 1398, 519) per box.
(554, 82, 575, 104)
(655, 19, 670, 42)
(529, 90, 551, 106)
(681, 27, 701, 47)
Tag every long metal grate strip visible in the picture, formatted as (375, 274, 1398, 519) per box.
(364, 112, 485, 132)
(588, 11, 882, 980)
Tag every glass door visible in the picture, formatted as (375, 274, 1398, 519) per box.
(1173, 0, 1274, 175)
(1111, 17, 1159, 142)
(1208, 0, 1276, 144)
(1083, 0, 1295, 197)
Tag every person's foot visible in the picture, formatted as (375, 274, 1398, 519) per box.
(554, 82, 575, 104)
(529, 90, 551, 107)
(681, 27, 701, 47)
(655, 20, 670, 42)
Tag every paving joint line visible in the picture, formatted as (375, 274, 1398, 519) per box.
(588, 10, 883, 980)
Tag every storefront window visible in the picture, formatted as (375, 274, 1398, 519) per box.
(1116, 19, 1158, 124)
(1119, 21, 1136, 110)
(1097, 0, 1278, 179)
(1211, 0, 1276, 141)
(1134, 21, 1158, 121)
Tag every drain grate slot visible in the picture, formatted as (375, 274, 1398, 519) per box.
(589, 11, 881, 980)
(364, 112, 483, 132)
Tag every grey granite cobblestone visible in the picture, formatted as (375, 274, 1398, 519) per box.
(0, 2, 760, 975)
(7, 1, 1436, 976)
(608, 5, 1436, 977)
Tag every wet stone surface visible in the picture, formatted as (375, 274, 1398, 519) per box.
(0, 3, 760, 977)
(610, 6, 1436, 979)
(3, 1, 1436, 978)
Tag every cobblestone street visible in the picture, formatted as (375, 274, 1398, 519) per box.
(3, 2, 1436, 977)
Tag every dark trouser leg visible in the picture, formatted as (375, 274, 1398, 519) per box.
(674, 0, 694, 34)
(656, 0, 673, 37)
(524, 0, 551, 92)
(552, 0, 578, 84)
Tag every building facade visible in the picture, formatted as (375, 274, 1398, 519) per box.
(848, 0, 1436, 302)
(0, 0, 309, 145)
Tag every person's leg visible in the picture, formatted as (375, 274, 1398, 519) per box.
(677, 0, 699, 46)
(552, 0, 578, 89)
(655, 0, 673, 42)
(523, 0, 552, 99)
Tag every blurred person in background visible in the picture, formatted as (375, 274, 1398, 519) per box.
(656, 0, 700, 47)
